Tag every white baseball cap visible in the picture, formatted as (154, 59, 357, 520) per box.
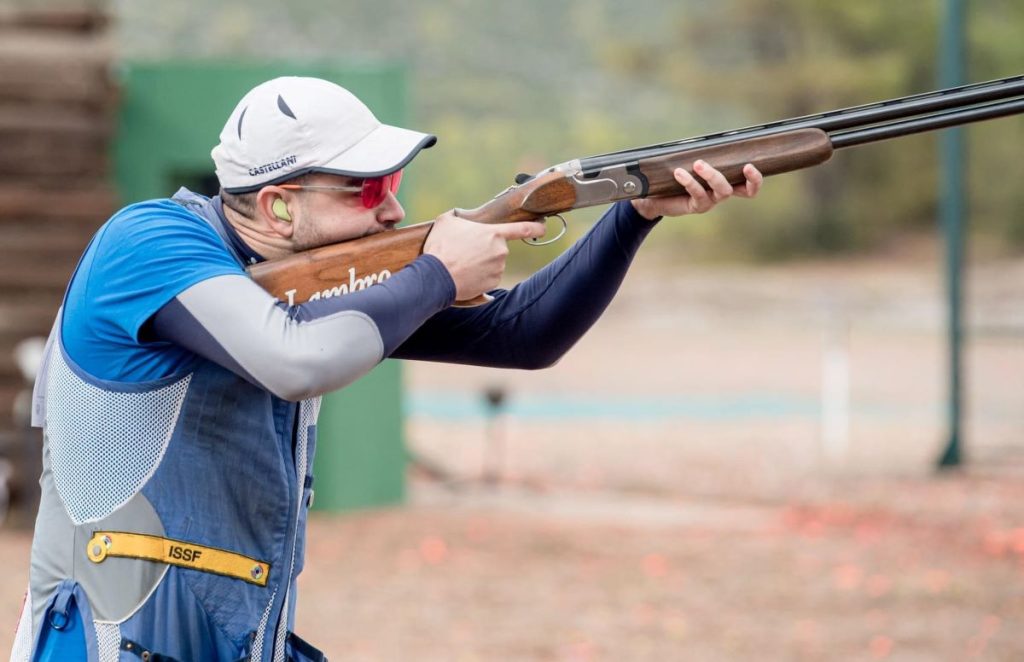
(212, 76, 436, 193)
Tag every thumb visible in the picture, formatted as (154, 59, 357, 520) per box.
(493, 221, 547, 241)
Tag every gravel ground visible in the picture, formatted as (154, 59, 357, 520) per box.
(1, 255, 1022, 660)
(296, 475, 1024, 661)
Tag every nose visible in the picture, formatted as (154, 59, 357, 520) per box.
(376, 191, 405, 225)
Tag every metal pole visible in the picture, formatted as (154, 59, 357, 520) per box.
(937, 0, 966, 469)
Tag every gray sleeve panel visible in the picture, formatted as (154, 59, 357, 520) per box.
(174, 275, 385, 401)
(151, 298, 260, 387)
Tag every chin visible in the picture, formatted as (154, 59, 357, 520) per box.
(360, 225, 395, 239)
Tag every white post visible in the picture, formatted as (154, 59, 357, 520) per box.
(821, 299, 850, 465)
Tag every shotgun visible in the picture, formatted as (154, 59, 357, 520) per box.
(248, 75, 1024, 307)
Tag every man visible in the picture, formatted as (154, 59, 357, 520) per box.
(12, 76, 762, 661)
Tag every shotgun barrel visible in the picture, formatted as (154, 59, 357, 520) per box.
(580, 74, 1024, 172)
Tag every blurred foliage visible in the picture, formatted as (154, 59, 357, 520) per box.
(114, 0, 1024, 262)
(605, 0, 1024, 259)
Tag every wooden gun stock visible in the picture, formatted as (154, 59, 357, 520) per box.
(247, 223, 433, 307)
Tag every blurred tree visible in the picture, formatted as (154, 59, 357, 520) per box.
(968, 0, 1024, 251)
(602, 1, 939, 257)
(602, 0, 1024, 258)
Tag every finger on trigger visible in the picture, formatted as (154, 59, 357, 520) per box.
(524, 221, 547, 238)
(496, 221, 545, 240)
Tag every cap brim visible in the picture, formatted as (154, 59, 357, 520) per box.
(317, 123, 437, 177)
(221, 123, 437, 193)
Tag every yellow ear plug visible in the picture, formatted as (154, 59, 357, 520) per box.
(272, 198, 292, 222)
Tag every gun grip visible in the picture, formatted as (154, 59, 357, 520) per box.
(453, 293, 494, 308)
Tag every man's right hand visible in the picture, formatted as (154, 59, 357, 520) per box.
(423, 212, 546, 301)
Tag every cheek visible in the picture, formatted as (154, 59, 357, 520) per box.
(296, 214, 367, 250)
(324, 215, 370, 242)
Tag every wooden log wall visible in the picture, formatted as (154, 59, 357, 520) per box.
(0, 5, 117, 524)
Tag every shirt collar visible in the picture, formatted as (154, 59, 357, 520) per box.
(210, 195, 266, 266)
(170, 187, 266, 266)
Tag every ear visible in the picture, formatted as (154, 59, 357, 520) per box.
(256, 187, 296, 238)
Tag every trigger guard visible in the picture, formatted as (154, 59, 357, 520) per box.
(523, 214, 568, 247)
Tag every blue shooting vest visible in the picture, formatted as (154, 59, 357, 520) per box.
(13, 192, 324, 662)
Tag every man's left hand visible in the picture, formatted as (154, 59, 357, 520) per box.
(631, 161, 763, 220)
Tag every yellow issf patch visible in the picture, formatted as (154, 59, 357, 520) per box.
(86, 531, 270, 587)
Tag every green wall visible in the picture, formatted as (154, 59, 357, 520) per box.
(116, 61, 408, 510)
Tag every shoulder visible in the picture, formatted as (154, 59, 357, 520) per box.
(82, 197, 244, 278)
(61, 197, 245, 373)
(98, 198, 226, 251)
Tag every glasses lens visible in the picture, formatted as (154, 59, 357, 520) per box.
(360, 170, 403, 209)
(389, 169, 403, 194)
